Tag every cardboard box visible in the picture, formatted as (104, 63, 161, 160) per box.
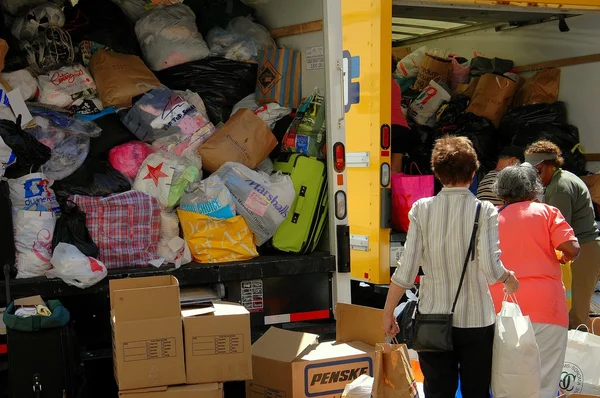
(110, 276, 186, 391)
(256, 48, 302, 109)
(392, 46, 412, 60)
(247, 303, 383, 398)
(183, 302, 252, 384)
(118, 383, 223, 398)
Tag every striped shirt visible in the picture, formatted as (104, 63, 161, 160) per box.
(391, 188, 507, 328)
(476, 170, 503, 206)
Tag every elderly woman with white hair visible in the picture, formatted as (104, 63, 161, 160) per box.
(489, 163, 581, 398)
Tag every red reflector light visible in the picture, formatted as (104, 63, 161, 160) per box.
(334, 143, 345, 172)
(381, 124, 391, 150)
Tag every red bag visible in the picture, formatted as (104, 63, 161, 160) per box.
(392, 165, 435, 232)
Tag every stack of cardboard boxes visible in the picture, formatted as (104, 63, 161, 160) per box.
(110, 276, 252, 398)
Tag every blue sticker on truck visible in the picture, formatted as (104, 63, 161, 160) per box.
(304, 356, 373, 397)
(343, 50, 360, 113)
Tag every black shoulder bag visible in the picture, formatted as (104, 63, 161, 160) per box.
(411, 202, 482, 352)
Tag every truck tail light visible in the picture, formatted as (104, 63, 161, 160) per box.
(335, 190, 347, 220)
(381, 124, 390, 150)
(381, 162, 390, 187)
(334, 142, 345, 172)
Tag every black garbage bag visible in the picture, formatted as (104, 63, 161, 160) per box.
(184, 0, 255, 37)
(403, 123, 436, 176)
(453, 112, 498, 173)
(88, 113, 139, 160)
(52, 159, 131, 201)
(0, 116, 52, 179)
(499, 102, 569, 144)
(0, 180, 16, 280)
(156, 57, 258, 125)
(470, 56, 514, 78)
(63, 0, 141, 56)
(435, 94, 470, 131)
(52, 200, 99, 258)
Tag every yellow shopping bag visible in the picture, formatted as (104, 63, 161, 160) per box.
(557, 250, 573, 311)
(178, 209, 258, 263)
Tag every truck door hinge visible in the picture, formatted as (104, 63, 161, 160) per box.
(346, 152, 370, 168)
(350, 234, 369, 251)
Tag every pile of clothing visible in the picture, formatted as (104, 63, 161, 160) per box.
(0, 0, 326, 281)
(394, 47, 585, 177)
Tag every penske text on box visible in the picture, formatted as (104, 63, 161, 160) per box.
(247, 303, 383, 398)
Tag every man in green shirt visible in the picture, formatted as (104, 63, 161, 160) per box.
(525, 141, 600, 329)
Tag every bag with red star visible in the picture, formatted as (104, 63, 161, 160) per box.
(133, 152, 201, 209)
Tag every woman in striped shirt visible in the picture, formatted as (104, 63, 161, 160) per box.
(383, 136, 519, 398)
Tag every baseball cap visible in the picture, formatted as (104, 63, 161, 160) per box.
(524, 152, 558, 166)
(499, 146, 524, 162)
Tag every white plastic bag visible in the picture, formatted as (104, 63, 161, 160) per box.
(11, 3, 65, 41)
(47, 243, 107, 288)
(1, 69, 39, 101)
(37, 64, 97, 109)
(0, 136, 16, 177)
(135, 3, 210, 71)
(180, 174, 236, 219)
(157, 210, 192, 267)
(491, 296, 541, 398)
(206, 16, 276, 63)
(342, 374, 373, 398)
(13, 208, 56, 279)
(133, 152, 201, 208)
(561, 324, 600, 395)
(409, 80, 451, 127)
(111, 0, 183, 21)
(396, 46, 427, 78)
(215, 162, 296, 246)
(232, 94, 291, 130)
(9, 172, 61, 214)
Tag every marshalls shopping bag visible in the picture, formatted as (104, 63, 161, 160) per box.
(373, 341, 419, 398)
(560, 321, 600, 395)
(491, 296, 541, 398)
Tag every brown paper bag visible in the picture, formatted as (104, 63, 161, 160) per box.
(513, 68, 561, 107)
(0, 39, 8, 72)
(88, 49, 160, 108)
(466, 73, 518, 127)
(413, 53, 453, 92)
(198, 109, 278, 173)
(454, 77, 480, 98)
(372, 343, 418, 398)
(580, 174, 600, 205)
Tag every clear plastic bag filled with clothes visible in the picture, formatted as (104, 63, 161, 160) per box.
(180, 174, 236, 219)
(122, 86, 214, 165)
(26, 107, 101, 181)
(135, 3, 210, 71)
(206, 16, 275, 63)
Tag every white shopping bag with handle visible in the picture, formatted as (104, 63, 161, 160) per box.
(491, 295, 541, 398)
(560, 320, 600, 395)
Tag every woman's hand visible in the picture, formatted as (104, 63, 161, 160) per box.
(503, 271, 519, 295)
(382, 312, 400, 337)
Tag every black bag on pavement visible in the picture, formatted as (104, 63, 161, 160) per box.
(7, 325, 87, 398)
(411, 202, 481, 352)
(52, 201, 99, 258)
(156, 57, 258, 125)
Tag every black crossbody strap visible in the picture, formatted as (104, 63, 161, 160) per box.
(451, 202, 482, 314)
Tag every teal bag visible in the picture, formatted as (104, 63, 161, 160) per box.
(3, 300, 70, 332)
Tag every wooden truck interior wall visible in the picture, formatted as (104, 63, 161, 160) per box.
(402, 14, 600, 171)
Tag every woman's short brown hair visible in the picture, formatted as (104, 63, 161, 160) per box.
(524, 140, 564, 168)
(431, 136, 480, 186)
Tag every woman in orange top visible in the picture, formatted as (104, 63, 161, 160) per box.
(490, 164, 580, 398)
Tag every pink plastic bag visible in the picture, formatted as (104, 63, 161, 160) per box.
(391, 164, 434, 232)
(108, 141, 155, 179)
(450, 55, 471, 92)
